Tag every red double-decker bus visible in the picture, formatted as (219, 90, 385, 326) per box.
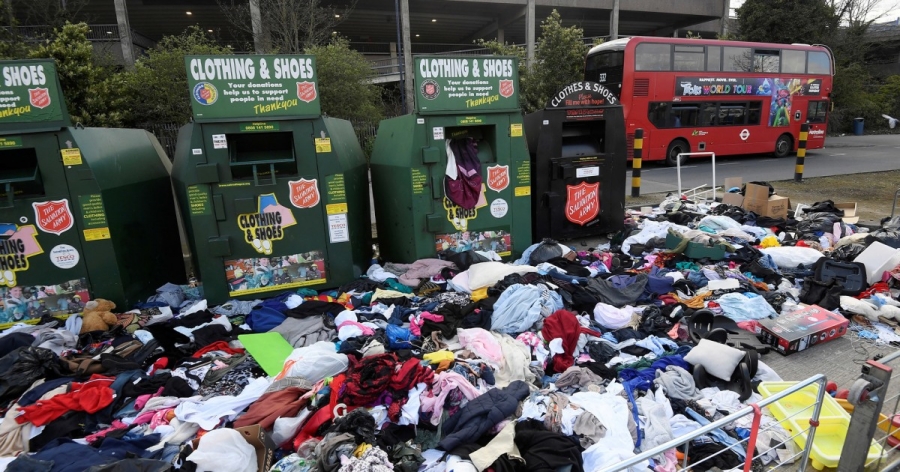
(585, 37, 833, 166)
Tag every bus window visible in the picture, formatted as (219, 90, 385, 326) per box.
(719, 103, 747, 125)
(754, 49, 780, 73)
(782, 50, 806, 73)
(707, 46, 721, 71)
(723, 47, 752, 72)
(807, 101, 828, 123)
(701, 103, 718, 126)
(635, 43, 672, 71)
(648, 102, 670, 128)
(748, 101, 762, 125)
(808, 51, 831, 74)
(674, 45, 704, 71)
(585, 50, 623, 84)
(648, 102, 699, 128)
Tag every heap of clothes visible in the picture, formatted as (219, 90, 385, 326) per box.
(0, 194, 898, 472)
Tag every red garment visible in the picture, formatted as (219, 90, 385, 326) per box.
(192, 341, 245, 358)
(390, 358, 434, 391)
(17, 375, 115, 426)
(292, 374, 355, 450)
(234, 387, 308, 429)
(542, 309, 602, 373)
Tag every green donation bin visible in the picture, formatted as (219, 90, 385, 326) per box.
(0, 59, 184, 320)
(172, 55, 370, 305)
(371, 56, 531, 263)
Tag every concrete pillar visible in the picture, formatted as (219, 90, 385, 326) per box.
(113, 0, 135, 68)
(401, 0, 415, 114)
(722, 0, 730, 36)
(610, 0, 620, 40)
(497, 28, 504, 43)
(526, 0, 535, 69)
(250, 0, 267, 54)
(390, 42, 398, 74)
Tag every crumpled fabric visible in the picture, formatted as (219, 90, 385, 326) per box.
(491, 284, 563, 334)
(341, 354, 396, 407)
(542, 310, 602, 373)
(338, 446, 394, 472)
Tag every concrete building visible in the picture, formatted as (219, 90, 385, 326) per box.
(5, 0, 729, 68)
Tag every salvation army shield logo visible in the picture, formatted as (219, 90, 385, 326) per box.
(297, 82, 317, 103)
(421, 79, 440, 100)
(289, 179, 320, 209)
(32, 199, 73, 235)
(499, 80, 514, 98)
(29, 88, 51, 109)
(486, 165, 509, 192)
(565, 182, 600, 226)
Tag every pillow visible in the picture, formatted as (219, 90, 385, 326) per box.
(684, 339, 745, 381)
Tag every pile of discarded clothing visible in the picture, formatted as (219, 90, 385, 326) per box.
(0, 196, 898, 472)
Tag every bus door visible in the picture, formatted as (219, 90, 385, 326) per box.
(804, 100, 829, 148)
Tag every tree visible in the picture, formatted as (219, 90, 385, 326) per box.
(524, 10, 587, 112)
(28, 22, 123, 126)
(477, 10, 586, 113)
(305, 36, 382, 125)
(219, 0, 354, 53)
(120, 26, 232, 126)
(736, 0, 839, 45)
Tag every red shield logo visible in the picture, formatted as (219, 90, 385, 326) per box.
(297, 82, 317, 103)
(499, 80, 514, 98)
(29, 88, 51, 109)
(486, 165, 509, 192)
(289, 179, 320, 209)
(32, 199, 73, 235)
(565, 182, 600, 226)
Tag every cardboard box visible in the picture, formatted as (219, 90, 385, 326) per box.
(741, 183, 791, 219)
(758, 305, 849, 355)
(191, 425, 277, 472)
(834, 202, 859, 224)
(721, 177, 744, 206)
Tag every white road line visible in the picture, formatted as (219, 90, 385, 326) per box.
(829, 153, 846, 156)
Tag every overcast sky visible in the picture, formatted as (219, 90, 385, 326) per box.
(729, 0, 900, 22)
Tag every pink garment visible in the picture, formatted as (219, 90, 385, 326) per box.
(409, 312, 444, 337)
(457, 328, 504, 366)
(131, 410, 157, 425)
(654, 448, 677, 472)
(133, 387, 163, 411)
(419, 371, 483, 425)
(736, 320, 761, 334)
(337, 321, 375, 336)
(149, 409, 173, 430)
(85, 420, 128, 444)
(397, 259, 456, 287)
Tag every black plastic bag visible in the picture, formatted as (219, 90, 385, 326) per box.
(529, 239, 563, 265)
(799, 277, 843, 311)
(439, 249, 490, 271)
(831, 243, 867, 262)
(0, 346, 65, 402)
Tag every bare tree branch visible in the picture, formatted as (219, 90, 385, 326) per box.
(218, 0, 356, 53)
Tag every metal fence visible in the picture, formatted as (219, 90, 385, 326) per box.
(598, 375, 828, 472)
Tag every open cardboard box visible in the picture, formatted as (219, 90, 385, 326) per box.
(191, 425, 277, 472)
(742, 182, 790, 219)
(835, 202, 859, 224)
(721, 177, 744, 206)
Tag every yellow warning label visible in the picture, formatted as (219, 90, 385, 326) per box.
(83, 227, 111, 241)
(510, 124, 523, 137)
(315, 138, 332, 153)
(514, 186, 530, 197)
(61, 148, 83, 166)
(326, 203, 348, 215)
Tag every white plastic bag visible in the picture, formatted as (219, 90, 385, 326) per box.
(760, 246, 823, 268)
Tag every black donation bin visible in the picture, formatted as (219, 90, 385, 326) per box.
(524, 81, 626, 240)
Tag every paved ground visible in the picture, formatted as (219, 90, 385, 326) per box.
(626, 134, 900, 195)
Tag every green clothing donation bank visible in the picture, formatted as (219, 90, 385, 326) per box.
(172, 55, 369, 305)
(0, 59, 184, 318)
(370, 56, 531, 263)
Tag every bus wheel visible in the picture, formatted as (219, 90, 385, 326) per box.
(774, 134, 793, 158)
(665, 139, 690, 167)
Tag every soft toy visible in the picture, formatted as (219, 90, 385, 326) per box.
(79, 298, 119, 334)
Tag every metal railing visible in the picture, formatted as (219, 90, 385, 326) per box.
(676, 152, 717, 201)
(598, 374, 828, 472)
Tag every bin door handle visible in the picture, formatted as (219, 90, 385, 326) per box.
(0, 184, 12, 209)
(252, 164, 277, 187)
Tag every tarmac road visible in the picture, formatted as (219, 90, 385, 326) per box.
(626, 134, 900, 195)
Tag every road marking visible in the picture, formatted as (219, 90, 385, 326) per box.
(717, 162, 740, 166)
(829, 153, 846, 156)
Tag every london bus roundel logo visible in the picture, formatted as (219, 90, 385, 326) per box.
(739, 129, 750, 141)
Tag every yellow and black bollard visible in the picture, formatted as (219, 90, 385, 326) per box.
(795, 124, 808, 182)
(631, 128, 643, 197)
